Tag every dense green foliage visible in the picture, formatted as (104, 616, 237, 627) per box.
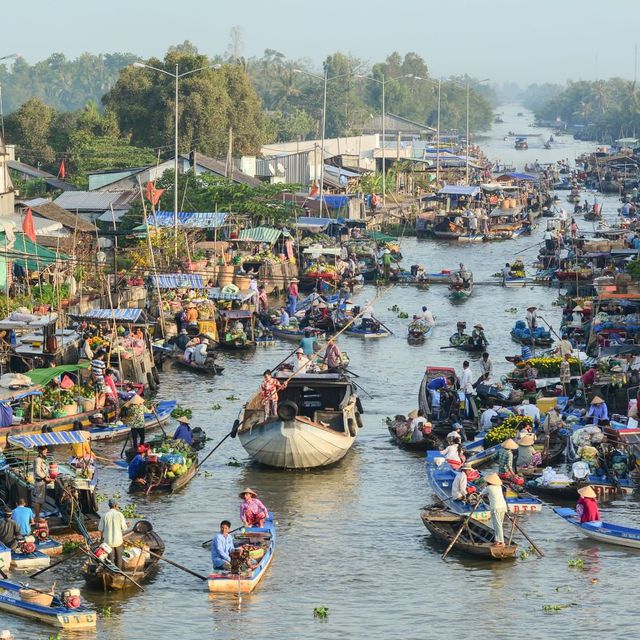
(521, 83, 565, 113)
(533, 78, 640, 140)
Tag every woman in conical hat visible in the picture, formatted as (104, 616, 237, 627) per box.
(576, 485, 600, 523)
(587, 395, 608, 426)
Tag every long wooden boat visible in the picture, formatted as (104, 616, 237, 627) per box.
(407, 323, 434, 343)
(88, 400, 177, 442)
(526, 475, 636, 501)
(420, 506, 517, 559)
(0, 431, 100, 536)
(554, 507, 640, 549)
(0, 579, 96, 629)
(503, 276, 527, 288)
(387, 420, 444, 451)
(448, 283, 473, 300)
(81, 520, 164, 590)
(449, 333, 485, 352)
(465, 443, 500, 468)
(172, 356, 224, 376)
(128, 454, 198, 494)
(510, 329, 553, 347)
(425, 451, 543, 521)
(237, 371, 363, 469)
(344, 324, 390, 339)
(208, 516, 275, 593)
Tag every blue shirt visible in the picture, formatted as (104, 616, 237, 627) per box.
(173, 424, 193, 445)
(427, 376, 447, 391)
(521, 345, 532, 360)
(299, 336, 317, 356)
(12, 505, 34, 535)
(587, 403, 608, 425)
(211, 533, 235, 568)
(128, 454, 146, 480)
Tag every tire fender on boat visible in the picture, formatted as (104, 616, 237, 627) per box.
(152, 366, 160, 384)
(277, 401, 298, 421)
(231, 419, 240, 438)
(147, 372, 157, 391)
(347, 417, 358, 437)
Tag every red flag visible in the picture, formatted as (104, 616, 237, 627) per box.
(145, 180, 165, 206)
(58, 159, 66, 179)
(22, 208, 36, 242)
(309, 181, 319, 197)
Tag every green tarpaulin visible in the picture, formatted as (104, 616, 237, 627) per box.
(26, 363, 89, 387)
(237, 227, 282, 244)
(0, 232, 70, 272)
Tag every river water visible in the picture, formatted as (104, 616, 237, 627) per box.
(16, 106, 638, 640)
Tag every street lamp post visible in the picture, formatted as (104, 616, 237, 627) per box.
(133, 61, 221, 254)
(293, 68, 354, 216)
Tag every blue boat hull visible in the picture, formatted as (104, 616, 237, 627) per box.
(555, 508, 640, 549)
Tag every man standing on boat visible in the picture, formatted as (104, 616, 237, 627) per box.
(211, 520, 235, 571)
(98, 499, 128, 569)
(31, 446, 50, 519)
(458, 361, 475, 419)
(525, 306, 538, 331)
(324, 338, 343, 373)
(287, 278, 299, 315)
(419, 306, 435, 327)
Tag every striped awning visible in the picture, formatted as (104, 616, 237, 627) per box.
(208, 288, 253, 302)
(75, 308, 143, 323)
(152, 273, 204, 289)
(151, 211, 228, 228)
(8, 431, 88, 450)
(237, 227, 281, 244)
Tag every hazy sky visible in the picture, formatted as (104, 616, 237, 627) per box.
(3, 0, 638, 85)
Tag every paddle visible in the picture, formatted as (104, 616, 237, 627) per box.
(135, 545, 209, 581)
(195, 421, 240, 472)
(372, 315, 395, 336)
(150, 403, 168, 438)
(504, 511, 544, 557)
(442, 498, 484, 559)
(27, 546, 84, 579)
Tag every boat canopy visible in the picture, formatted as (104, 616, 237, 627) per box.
(0, 313, 58, 330)
(8, 430, 88, 450)
(302, 246, 341, 256)
(150, 211, 228, 228)
(498, 172, 538, 182)
(208, 288, 254, 302)
(152, 273, 204, 289)
(294, 217, 331, 232)
(71, 308, 145, 323)
(237, 227, 281, 244)
(0, 385, 41, 403)
(219, 310, 253, 319)
(25, 363, 89, 387)
(438, 185, 481, 197)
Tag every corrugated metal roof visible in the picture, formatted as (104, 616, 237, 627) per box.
(151, 211, 228, 229)
(73, 308, 144, 322)
(8, 161, 79, 191)
(438, 185, 481, 196)
(54, 190, 135, 211)
(237, 227, 282, 244)
(152, 273, 204, 289)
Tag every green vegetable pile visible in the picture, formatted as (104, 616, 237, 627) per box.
(171, 405, 192, 420)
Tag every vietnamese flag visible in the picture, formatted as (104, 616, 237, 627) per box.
(309, 181, 319, 197)
(58, 159, 66, 179)
(145, 181, 165, 206)
(22, 208, 36, 242)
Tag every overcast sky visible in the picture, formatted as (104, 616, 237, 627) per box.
(3, 0, 638, 85)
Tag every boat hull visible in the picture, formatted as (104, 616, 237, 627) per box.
(238, 417, 357, 469)
(555, 508, 640, 549)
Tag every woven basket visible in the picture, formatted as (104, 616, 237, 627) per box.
(19, 588, 54, 606)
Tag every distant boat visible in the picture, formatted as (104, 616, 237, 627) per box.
(555, 508, 640, 549)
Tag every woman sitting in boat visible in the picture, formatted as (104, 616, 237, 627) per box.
(587, 396, 608, 426)
(575, 486, 600, 523)
(183, 337, 200, 363)
(128, 446, 148, 482)
(173, 416, 193, 446)
(440, 437, 465, 470)
(498, 438, 524, 485)
(515, 433, 540, 469)
(471, 324, 487, 348)
(451, 463, 479, 501)
(239, 488, 269, 528)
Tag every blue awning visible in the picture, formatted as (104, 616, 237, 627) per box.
(150, 211, 228, 228)
(499, 172, 538, 181)
(208, 288, 254, 302)
(8, 431, 88, 450)
(317, 195, 349, 209)
(438, 185, 481, 197)
(152, 273, 204, 289)
(294, 217, 332, 230)
(74, 308, 144, 323)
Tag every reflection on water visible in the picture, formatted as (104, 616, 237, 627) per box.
(12, 106, 640, 640)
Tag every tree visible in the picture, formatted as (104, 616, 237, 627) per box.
(5, 98, 56, 165)
(323, 52, 366, 137)
(265, 108, 317, 143)
(104, 47, 265, 157)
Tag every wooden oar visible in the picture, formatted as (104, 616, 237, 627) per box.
(27, 546, 84, 579)
(150, 403, 168, 438)
(137, 546, 209, 581)
(77, 545, 145, 591)
(371, 315, 395, 336)
(195, 425, 238, 471)
(442, 498, 484, 559)
(504, 511, 544, 557)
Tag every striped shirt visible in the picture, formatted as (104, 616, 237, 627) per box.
(521, 345, 532, 360)
(91, 358, 106, 382)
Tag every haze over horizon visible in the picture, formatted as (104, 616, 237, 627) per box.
(3, 0, 638, 86)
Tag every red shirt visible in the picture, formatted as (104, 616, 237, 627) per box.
(576, 496, 600, 523)
(288, 282, 298, 297)
(260, 377, 281, 402)
(581, 368, 596, 387)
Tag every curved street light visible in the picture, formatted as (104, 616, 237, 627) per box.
(132, 61, 222, 253)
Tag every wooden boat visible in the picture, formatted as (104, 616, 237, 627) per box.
(344, 323, 390, 339)
(128, 451, 198, 494)
(419, 271, 455, 285)
(87, 400, 177, 442)
(81, 520, 165, 590)
(0, 579, 96, 629)
(387, 419, 444, 452)
(514, 138, 528, 150)
(11, 547, 50, 570)
(268, 324, 324, 342)
(448, 282, 473, 300)
(425, 451, 543, 521)
(237, 370, 363, 469)
(526, 474, 635, 501)
(217, 310, 257, 350)
(0, 431, 100, 536)
(420, 506, 517, 559)
(465, 443, 500, 468)
(449, 333, 485, 352)
(510, 329, 553, 347)
(554, 507, 640, 549)
(503, 276, 527, 288)
(208, 516, 275, 593)
(407, 322, 434, 343)
(172, 355, 224, 375)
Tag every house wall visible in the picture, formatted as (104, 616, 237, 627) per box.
(0, 137, 15, 216)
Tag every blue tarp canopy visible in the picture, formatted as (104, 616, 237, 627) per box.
(294, 217, 332, 230)
(438, 185, 481, 197)
(499, 172, 538, 182)
(150, 211, 228, 228)
(315, 195, 349, 209)
(152, 273, 204, 289)
(8, 430, 88, 450)
(208, 288, 254, 302)
(73, 308, 144, 323)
